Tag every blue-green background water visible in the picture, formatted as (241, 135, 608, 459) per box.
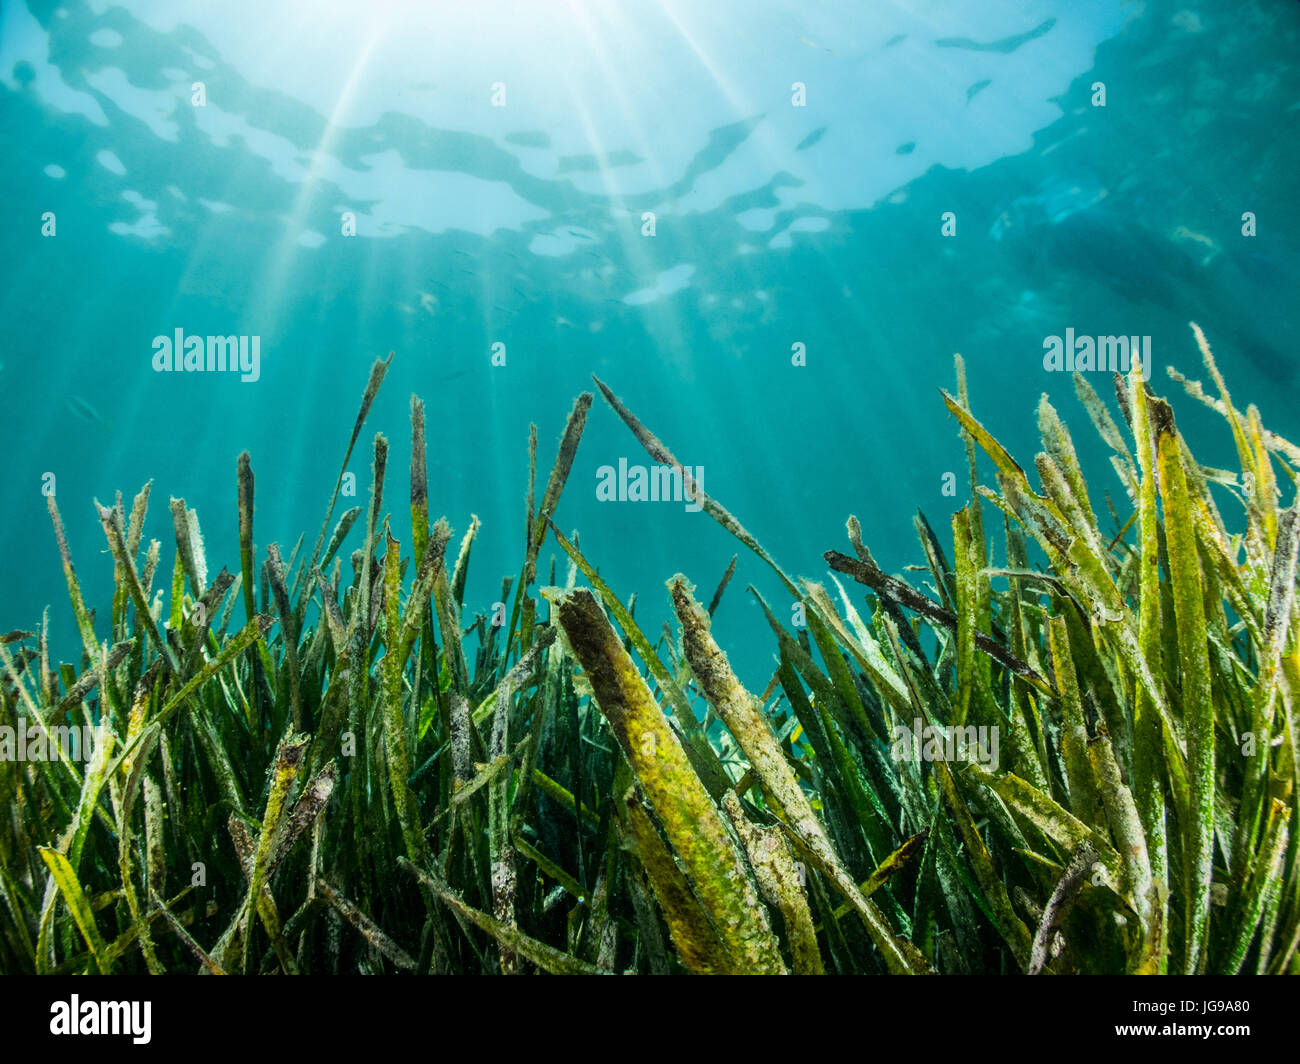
(2, 0, 1297, 687)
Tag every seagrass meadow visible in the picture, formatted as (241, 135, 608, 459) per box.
(1, 324, 1297, 976)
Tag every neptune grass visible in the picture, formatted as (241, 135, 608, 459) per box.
(0, 329, 1297, 974)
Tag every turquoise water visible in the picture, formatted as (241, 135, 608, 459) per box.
(2, 0, 1297, 687)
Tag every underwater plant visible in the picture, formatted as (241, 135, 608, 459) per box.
(0, 324, 1295, 975)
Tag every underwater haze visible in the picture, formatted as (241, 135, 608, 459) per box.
(2, 0, 1298, 687)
